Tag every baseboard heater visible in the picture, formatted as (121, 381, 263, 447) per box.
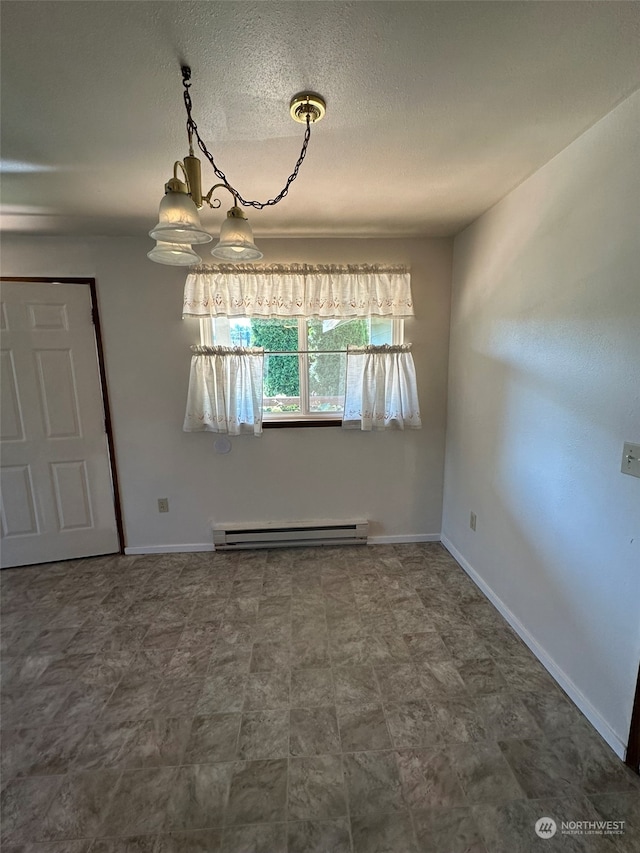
(212, 519, 369, 550)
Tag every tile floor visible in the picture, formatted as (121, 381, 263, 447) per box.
(1, 543, 639, 852)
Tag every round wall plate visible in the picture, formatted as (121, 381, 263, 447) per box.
(290, 93, 326, 124)
(214, 437, 232, 454)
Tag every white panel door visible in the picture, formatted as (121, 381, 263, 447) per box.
(0, 281, 119, 567)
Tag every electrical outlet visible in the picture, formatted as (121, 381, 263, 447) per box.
(158, 498, 169, 513)
(621, 442, 640, 479)
(470, 511, 477, 531)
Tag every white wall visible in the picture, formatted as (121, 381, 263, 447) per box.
(1, 235, 452, 550)
(443, 91, 640, 755)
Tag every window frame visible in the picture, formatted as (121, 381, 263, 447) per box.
(200, 317, 405, 424)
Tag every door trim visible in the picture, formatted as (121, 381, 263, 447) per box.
(0, 276, 125, 556)
(626, 661, 640, 773)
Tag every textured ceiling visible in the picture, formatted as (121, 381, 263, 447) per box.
(1, 1, 639, 239)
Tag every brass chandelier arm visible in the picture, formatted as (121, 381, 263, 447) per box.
(174, 160, 189, 185)
(162, 160, 190, 195)
(181, 65, 316, 211)
(202, 183, 237, 211)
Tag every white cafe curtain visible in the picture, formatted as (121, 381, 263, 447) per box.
(183, 346, 264, 436)
(343, 344, 422, 431)
(182, 264, 413, 319)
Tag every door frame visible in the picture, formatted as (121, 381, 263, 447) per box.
(1, 276, 125, 556)
(626, 661, 640, 774)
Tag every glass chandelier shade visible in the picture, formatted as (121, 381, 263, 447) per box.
(149, 190, 212, 245)
(211, 206, 263, 261)
(147, 240, 201, 266)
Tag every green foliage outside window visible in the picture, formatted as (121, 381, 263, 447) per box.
(248, 317, 371, 403)
(250, 319, 299, 397)
(307, 319, 368, 398)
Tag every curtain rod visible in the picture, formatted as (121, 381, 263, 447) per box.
(254, 345, 413, 355)
(191, 344, 412, 355)
(192, 347, 349, 355)
(188, 263, 409, 275)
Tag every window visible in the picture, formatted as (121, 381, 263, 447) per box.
(201, 316, 403, 421)
(183, 264, 419, 434)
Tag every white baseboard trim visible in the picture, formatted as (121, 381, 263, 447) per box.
(368, 534, 441, 545)
(441, 535, 627, 761)
(124, 544, 216, 555)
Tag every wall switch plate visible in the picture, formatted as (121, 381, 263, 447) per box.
(470, 511, 477, 531)
(158, 498, 169, 512)
(621, 443, 640, 479)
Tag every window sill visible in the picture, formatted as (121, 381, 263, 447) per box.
(263, 419, 342, 429)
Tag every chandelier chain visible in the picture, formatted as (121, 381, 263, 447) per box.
(182, 73, 312, 210)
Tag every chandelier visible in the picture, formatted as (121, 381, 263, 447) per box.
(148, 66, 326, 266)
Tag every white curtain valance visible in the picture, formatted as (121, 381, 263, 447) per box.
(183, 346, 264, 436)
(342, 344, 422, 431)
(182, 264, 413, 319)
